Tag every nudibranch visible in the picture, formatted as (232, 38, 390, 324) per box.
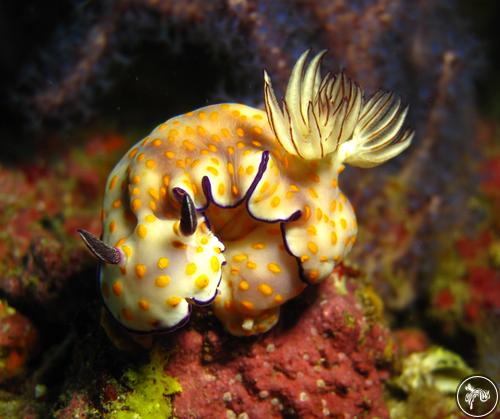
(79, 50, 413, 337)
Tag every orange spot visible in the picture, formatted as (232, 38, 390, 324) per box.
(109, 175, 118, 190)
(137, 224, 147, 238)
(236, 128, 245, 137)
(148, 188, 159, 200)
(122, 245, 132, 258)
(340, 218, 348, 229)
(112, 281, 123, 296)
(307, 225, 317, 236)
(207, 166, 219, 176)
(158, 257, 169, 269)
(138, 299, 150, 311)
(251, 242, 265, 250)
(258, 283, 273, 296)
(132, 199, 141, 212)
(308, 188, 318, 199)
(112, 199, 122, 209)
(271, 196, 281, 208)
(232, 254, 247, 262)
(109, 221, 117, 233)
(135, 264, 146, 278)
(259, 181, 269, 193)
(153, 139, 162, 147)
(274, 294, 284, 304)
(146, 159, 156, 169)
(309, 269, 320, 282)
(210, 256, 219, 272)
(218, 183, 225, 196)
(304, 205, 311, 221)
(115, 238, 126, 247)
(164, 151, 175, 159)
(195, 275, 209, 289)
(246, 261, 257, 269)
(183, 139, 196, 151)
(239, 280, 250, 291)
(267, 263, 281, 274)
(185, 262, 197, 276)
(246, 165, 255, 175)
(155, 275, 170, 288)
(331, 232, 337, 245)
(240, 300, 254, 310)
(307, 242, 318, 254)
(166, 296, 182, 307)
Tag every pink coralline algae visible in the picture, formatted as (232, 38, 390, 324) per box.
(0, 300, 38, 383)
(165, 271, 393, 418)
(0, 134, 127, 306)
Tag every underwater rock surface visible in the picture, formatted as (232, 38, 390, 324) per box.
(166, 272, 392, 418)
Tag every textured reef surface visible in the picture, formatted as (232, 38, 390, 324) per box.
(0, 0, 498, 418)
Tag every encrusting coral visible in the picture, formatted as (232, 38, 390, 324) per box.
(80, 50, 412, 337)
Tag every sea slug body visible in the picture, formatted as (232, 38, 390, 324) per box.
(80, 50, 413, 337)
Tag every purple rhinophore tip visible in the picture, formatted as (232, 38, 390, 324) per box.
(78, 229, 122, 265)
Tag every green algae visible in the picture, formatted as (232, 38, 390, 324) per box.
(104, 346, 181, 419)
(392, 347, 472, 394)
(386, 347, 472, 418)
